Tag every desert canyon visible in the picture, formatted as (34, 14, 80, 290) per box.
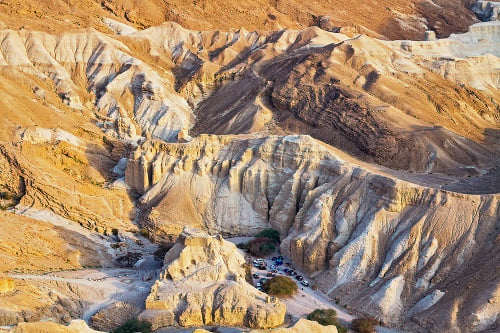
(0, 1, 499, 332)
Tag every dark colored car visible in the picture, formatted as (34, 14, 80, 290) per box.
(295, 275, 303, 281)
(288, 270, 296, 276)
(252, 273, 259, 278)
(272, 257, 277, 261)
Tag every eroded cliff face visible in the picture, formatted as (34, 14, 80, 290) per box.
(126, 134, 499, 331)
(140, 227, 286, 329)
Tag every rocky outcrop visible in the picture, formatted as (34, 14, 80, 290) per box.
(127, 135, 499, 331)
(89, 302, 141, 331)
(140, 227, 286, 329)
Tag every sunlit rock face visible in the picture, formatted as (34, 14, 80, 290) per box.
(140, 228, 286, 329)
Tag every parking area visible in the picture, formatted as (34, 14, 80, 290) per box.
(250, 256, 311, 291)
(227, 237, 354, 323)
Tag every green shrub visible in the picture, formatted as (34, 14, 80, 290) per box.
(352, 316, 379, 333)
(255, 229, 280, 242)
(247, 237, 276, 256)
(112, 319, 152, 333)
(263, 276, 297, 297)
(307, 309, 347, 333)
(307, 309, 338, 326)
(260, 242, 275, 254)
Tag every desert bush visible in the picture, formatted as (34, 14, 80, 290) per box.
(352, 316, 379, 333)
(112, 319, 152, 333)
(263, 276, 297, 297)
(255, 229, 280, 242)
(247, 237, 275, 256)
(307, 309, 338, 326)
(307, 309, 347, 333)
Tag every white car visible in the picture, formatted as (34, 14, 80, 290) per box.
(301, 280, 309, 287)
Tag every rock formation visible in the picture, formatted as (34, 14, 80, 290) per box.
(140, 227, 286, 329)
(126, 134, 499, 331)
(89, 302, 141, 331)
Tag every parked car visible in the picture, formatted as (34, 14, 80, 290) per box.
(256, 282, 262, 287)
(295, 275, 303, 281)
(278, 256, 283, 260)
(301, 280, 309, 287)
(270, 264, 276, 269)
(271, 257, 277, 261)
(271, 269, 278, 273)
(288, 270, 296, 276)
(258, 265, 266, 270)
(252, 273, 259, 279)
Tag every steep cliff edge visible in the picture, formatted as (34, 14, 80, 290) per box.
(140, 227, 286, 329)
(126, 135, 499, 331)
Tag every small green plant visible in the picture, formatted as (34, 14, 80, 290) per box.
(112, 319, 152, 333)
(247, 237, 275, 256)
(307, 309, 347, 333)
(255, 229, 280, 242)
(307, 309, 338, 326)
(352, 316, 380, 333)
(262, 276, 297, 297)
